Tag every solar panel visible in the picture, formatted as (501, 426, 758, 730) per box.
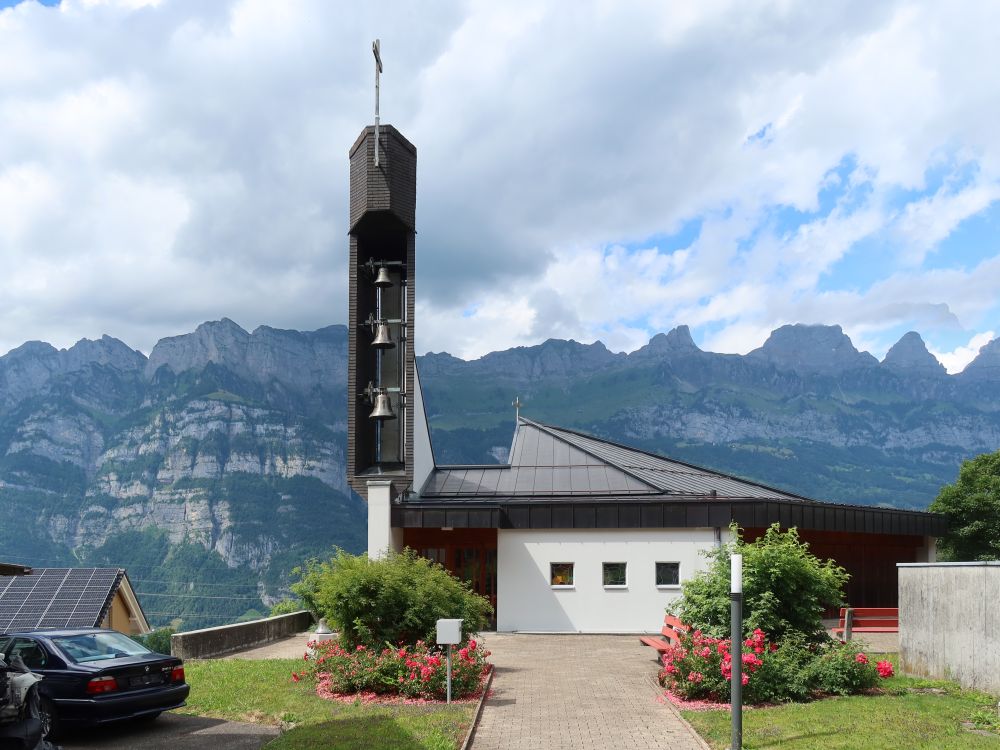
(0, 568, 124, 631)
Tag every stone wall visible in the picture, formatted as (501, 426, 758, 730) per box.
(170, 610, 314, 660)
(898, 562, 1000, 694)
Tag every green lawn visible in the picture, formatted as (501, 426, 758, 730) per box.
(179, 658, 476, 750)
(683, 663, 1000, 750)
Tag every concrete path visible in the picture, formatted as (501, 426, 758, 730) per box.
(822, 620, 898, 653)
(470, 634, 709, 750)
(223, 632, 313, 660)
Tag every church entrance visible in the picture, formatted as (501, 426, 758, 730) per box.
(402, 528, 498, 624)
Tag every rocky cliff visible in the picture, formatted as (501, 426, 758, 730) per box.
(0, 321, 362, 628)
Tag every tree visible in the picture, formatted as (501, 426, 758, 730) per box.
(291, 548, 492, 648)
(673, 524, 848, 641)
(929, 450, 1000, 561)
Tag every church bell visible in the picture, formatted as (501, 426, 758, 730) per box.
(373, 265, 393, 288)
(369, 391, 396, 420)
(371, 321, 395, 349)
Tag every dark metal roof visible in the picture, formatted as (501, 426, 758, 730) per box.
(394, 497, 948, 537)
(419, 418, 804, 502)
(406, 418, 946, 536)
(0, 568, 124, 632)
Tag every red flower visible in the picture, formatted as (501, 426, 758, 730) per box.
(876, 660, 894, 678)
(291, 673, 300, 682)
(855, 652, 869, 665)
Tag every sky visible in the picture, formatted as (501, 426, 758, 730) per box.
(1, 0, 999, 372)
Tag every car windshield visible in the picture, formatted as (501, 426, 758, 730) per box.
(50, 632, 151, 663)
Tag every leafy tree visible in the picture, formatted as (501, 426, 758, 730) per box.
(291, 548, 492, 648)
(673, 523, 849, 641)
(929, 450, 1000, 561)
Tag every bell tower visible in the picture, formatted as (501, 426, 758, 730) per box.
(347, 123, 416, 505)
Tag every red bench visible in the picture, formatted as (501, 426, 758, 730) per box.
(832, 607, 898, 641)
(639, 614, 690, 653)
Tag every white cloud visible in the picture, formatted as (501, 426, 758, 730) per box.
(930, 331, 997, 375)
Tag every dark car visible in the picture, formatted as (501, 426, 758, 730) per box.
(0, 628, 190, 739)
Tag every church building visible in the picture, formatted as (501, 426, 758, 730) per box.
(344, 120, 945, 633)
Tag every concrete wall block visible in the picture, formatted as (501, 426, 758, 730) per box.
(170, 610, 314, 660)
(899, 563, 1000, 695)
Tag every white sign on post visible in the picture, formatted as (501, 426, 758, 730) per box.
(436, 618, 463, 704)
(436, 619, 462, 645)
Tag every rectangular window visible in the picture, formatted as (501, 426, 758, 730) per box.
(602, 562, 627, 587)
(550, 562, 574, 587)
(656, 562, 680, 587)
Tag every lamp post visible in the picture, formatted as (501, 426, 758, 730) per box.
(730, 553, 743, 750)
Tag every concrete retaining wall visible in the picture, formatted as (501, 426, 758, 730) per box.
(170, 610, 314, 660)
(898, 562, 1000, 694)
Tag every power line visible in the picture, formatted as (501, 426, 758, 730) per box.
(137, 592, 263, 601)
(131, 578, 265, 590)
(144, 612, 253, 620)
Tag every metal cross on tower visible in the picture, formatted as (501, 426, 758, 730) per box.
(372, 39, 383, 167)
(512, 396, 522, 421)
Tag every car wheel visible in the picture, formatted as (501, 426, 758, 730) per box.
(38, 697, 60, 740)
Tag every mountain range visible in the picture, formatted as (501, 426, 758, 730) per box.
(1, 319, 998, 627)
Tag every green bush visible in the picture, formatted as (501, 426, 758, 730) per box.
(803, 640, 881, 695)
(300, 637, 490, 700)
(291, 548, 493, 648)
(135, 627, 175, 655)
(658, 628, 883, 704)
(673, 523, 848, 641)
(269, 598, 305, 616)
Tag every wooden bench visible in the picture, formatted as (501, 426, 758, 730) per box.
(832, 607, 898, 641)
(639, 614, 690, 654)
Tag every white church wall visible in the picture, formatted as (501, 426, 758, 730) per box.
(410, 366, 435, 493)
(367, 480, 402, 558)
(496, 528, 720, 633)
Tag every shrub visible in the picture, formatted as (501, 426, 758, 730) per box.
(291, 548, 493, 648)
(803, 640, 881, 695)
(269, 598, 305, 616)
(658, 628, 884, 704)
(673, 523, 848, 641)
(299, 637, 491, 700)
(135, 627, 175, 655)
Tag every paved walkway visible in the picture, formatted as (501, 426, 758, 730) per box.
(223, 632, 313, 660)
(470, 634, 709, 750)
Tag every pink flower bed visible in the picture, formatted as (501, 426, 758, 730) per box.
(658, 626, 894, 705)
(294, 637, 492, 702)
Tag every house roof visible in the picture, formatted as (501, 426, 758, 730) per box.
(419, 418, 806, 502)
(0, 568, 148, 633)
(403, 418, 946, 537)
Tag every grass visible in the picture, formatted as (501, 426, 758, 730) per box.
(682, 657, 1000, 750)
(179, 658, 476, 750)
